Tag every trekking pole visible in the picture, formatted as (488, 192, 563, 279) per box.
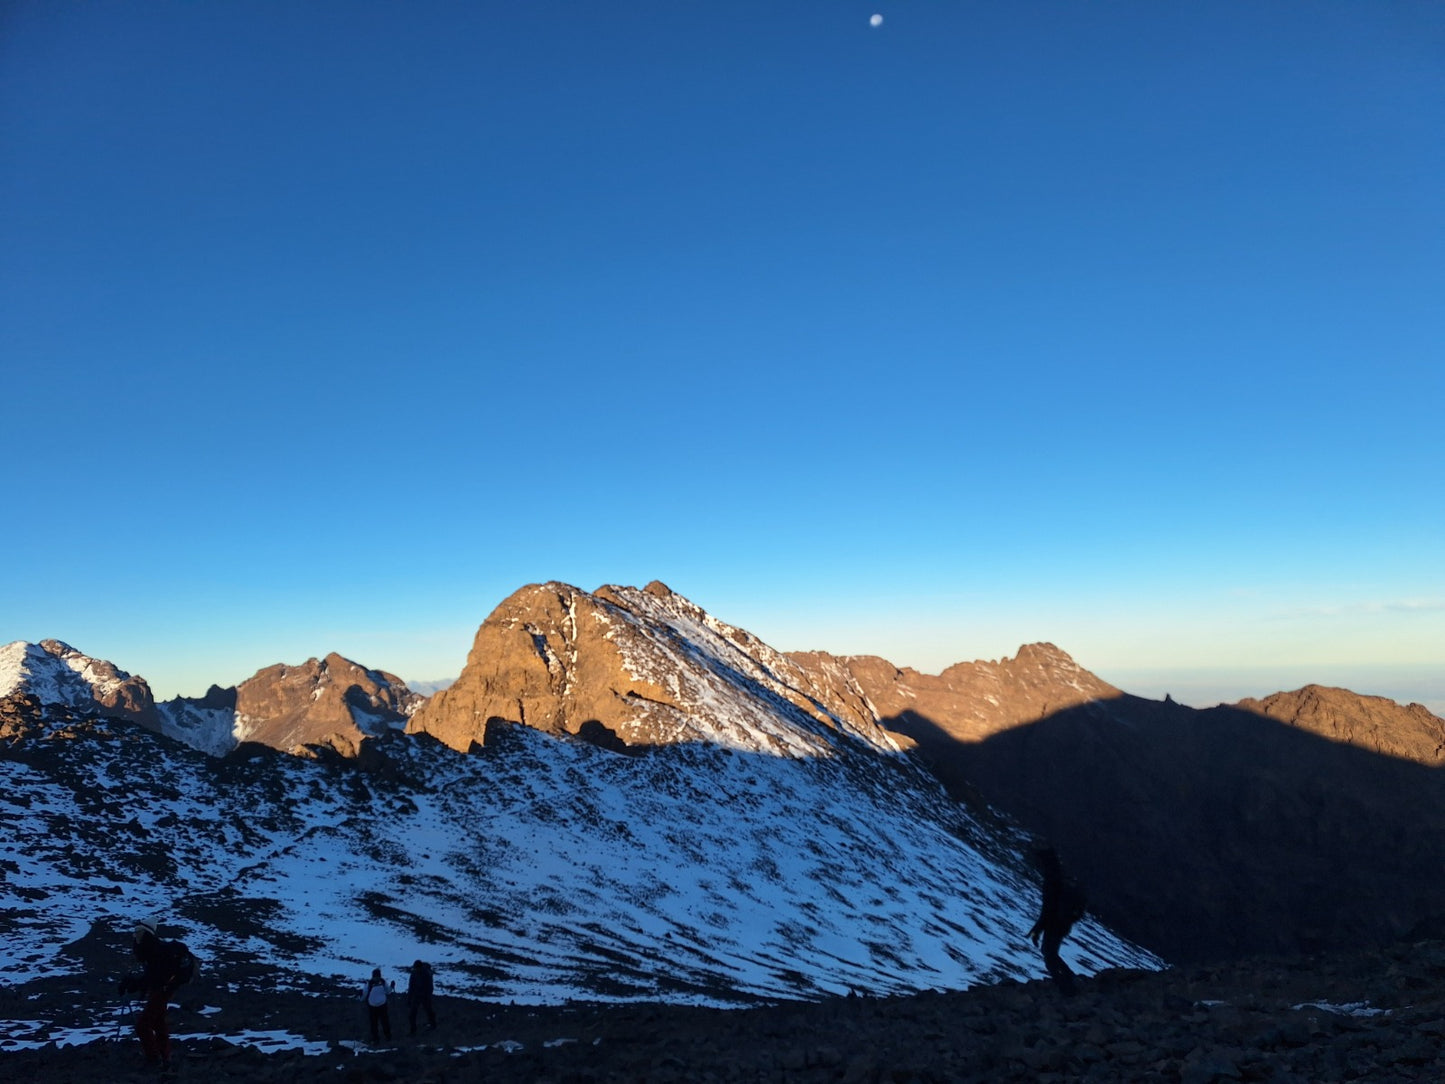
(112, 996, 132, 1043)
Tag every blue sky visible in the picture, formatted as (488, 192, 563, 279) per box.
(3, 1, 1442, 707)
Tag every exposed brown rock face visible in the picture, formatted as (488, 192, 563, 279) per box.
(1237, 684, 1445, 765)
(233, 652, 421, 757)
(408, 582, 623, 751)
(0, 692, 43, 742)
(407, 581, 899, 756)
(789, 642, 1119, 747)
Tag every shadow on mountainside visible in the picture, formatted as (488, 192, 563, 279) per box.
(887, 694, 1445, 967)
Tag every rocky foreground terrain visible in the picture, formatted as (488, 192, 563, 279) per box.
(6, 938, 1445, 1083)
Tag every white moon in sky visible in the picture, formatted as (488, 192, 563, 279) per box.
(870, 14, 883, 28)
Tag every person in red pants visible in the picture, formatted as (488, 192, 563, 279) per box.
(118, 918, 191, 1070)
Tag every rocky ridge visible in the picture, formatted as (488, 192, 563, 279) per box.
(789, 642, 1120, 747)
(2, 638, 422, 758)
(1237, 684, 1445, 766)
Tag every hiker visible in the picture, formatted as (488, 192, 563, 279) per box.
(407, 959, 437, 1034)
(117, 917, 190, 1069)
(361, 967, 393, 1041)
(1027, 845, 1087, 995)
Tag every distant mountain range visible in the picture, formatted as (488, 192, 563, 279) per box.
(403, 677, 456, 697)
(2, 580, 1442, 1003)
(0, 640, 422, 759)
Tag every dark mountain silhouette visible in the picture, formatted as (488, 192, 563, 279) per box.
(784, 643, 1445, 966)
(887, 693, 1445, 965)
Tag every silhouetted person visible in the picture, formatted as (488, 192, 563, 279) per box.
(407, 959, 437, 1034)
(1028, 845, 1087, 995)
(361, 967, 392, 1041)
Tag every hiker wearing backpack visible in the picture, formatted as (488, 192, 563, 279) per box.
(361, 967, 393, 1041)
(117, 917, 195, 1070)
(1027, 845, 1087, 995)
(406, 959, 437, 1035)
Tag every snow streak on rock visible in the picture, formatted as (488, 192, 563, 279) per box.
(155, 696, 238, 758)
(595, 584, 901, 757)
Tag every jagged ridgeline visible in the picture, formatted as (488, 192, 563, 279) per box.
(0, 584, 1159, 1005)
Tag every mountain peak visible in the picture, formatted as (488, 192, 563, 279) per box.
(1, 639, 158, 727)
(409, 581, 903, 757)
(222, 652, 421, 756)
(150, 651, 422, 758)
(1011, 641, 1073, 665)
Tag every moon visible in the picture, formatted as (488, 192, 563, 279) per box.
(870, 14, 883, 28)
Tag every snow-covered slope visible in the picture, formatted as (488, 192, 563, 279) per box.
(594, 582, 902, 755)
(154, 687, 238, 758)
(2, 589, 1163, 1006)
(0, 699, 1159, 1005)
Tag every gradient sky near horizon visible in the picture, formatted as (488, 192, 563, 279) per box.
(3, 1, 1442, 706)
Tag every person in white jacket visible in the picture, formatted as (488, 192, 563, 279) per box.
(361, 967, 392, 1041)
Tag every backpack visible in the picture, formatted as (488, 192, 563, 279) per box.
(1060, 877, 1088, 923)
(159, 939, 197, 989)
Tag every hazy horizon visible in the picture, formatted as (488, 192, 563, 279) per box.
(1098, 663, 1445, 718)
